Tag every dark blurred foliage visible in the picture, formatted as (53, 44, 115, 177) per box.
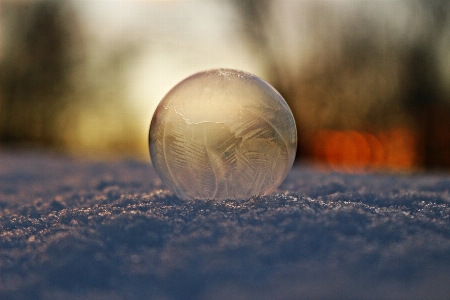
(233, 0, 450, 170)
(0, 0, 142, 158)
(0, 0, 83, 149)
(402, 1, 450, 168)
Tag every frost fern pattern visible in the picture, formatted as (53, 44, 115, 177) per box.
(149, 69, 297, 200)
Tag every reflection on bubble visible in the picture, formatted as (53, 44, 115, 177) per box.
(149, 69, 297, 200)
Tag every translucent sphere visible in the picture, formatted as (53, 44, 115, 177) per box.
(149, 69, 297, 200)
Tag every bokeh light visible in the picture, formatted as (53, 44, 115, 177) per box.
(312, 129, 419, 172)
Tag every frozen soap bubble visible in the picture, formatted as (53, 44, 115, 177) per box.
(149, 69, 297, 200)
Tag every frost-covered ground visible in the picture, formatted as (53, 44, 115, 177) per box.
(1, 150, 449, 300)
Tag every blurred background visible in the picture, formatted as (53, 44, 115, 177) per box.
(0, 0, 449, 172)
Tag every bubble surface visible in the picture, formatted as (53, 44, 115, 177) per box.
(149, 69, 297, 200)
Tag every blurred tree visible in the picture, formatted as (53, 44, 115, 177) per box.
(232, 0, 450, 169)
(0, 0, 83, 148)
(0, 0, 142, 159)
(402, 0, 450, 168)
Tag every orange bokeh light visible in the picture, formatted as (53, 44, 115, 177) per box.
(312, 128, 420, 172)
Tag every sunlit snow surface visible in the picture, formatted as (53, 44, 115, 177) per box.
(149, 69, 297, 201)
(1, 151, 450, 299)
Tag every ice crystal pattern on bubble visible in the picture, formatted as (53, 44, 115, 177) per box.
(149, 69, 297, 200)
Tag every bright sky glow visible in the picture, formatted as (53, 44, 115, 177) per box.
(74, 1, 262, 157)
